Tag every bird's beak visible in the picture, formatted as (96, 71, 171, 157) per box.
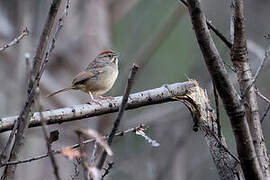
(114, 52, 120, 58)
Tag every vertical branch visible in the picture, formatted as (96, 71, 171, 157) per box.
(97, 64, 139, 169)
(40, 114, 61, 180)
(2, 0, 62, 179)
(229, 0, 235, 43)
(186, 0, 263, 179)
(213, 82, 221, 139)
(76, 132, 89, 180)
(38, 95, 61, 180)
(231, 0, 269, 177)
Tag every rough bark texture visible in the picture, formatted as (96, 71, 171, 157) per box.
(178, 83, 242, 180)
(231, 0, 270, 177)
(186, 0, 263, 179)
(3, 0, 62, 179)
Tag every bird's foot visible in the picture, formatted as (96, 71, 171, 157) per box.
(98, 95, 114, 100)
(87, 98, 102, 106)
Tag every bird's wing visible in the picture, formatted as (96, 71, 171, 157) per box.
(72, 69, 103, 86)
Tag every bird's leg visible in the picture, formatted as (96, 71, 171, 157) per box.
(98, 95, 114, 100)
(88, 91, 102, 105)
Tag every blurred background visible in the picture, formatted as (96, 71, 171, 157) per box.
(0, 0, 270, 179)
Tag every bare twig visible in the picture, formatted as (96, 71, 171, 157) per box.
(40, 0, 71, 77)
(90, 142, 98, 164)
(2, 0, 62, 179)
(101, 162, 114, 179)
(242, 44, 270, 99)
(0, 27, 29, 52)
(261, 103, 270, 123)
(256, 90, 270, 103)
(97, 64, 139, 169)
(255, 90, 270, 123)
(177, 0, 232, 49)
(206, 20, 233, 49)
(0, 81, 196, 133)
(203, 126, 240, 163)
(40, 110, 61, 180)
(76, 131, 89, 180)
(71, 160, 79, 180)
(36, 81, 61, 180)
(1, 125, 145, 167)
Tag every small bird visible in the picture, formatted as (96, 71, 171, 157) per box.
(47, 50, 119, 104)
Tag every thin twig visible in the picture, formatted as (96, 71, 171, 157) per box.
(0, 27, 29, 52)
(206, 20, 233, 49)
(40, 113, 62, 180)
(255, 90, 270, 123)
(39, 103, 61, 180)
(76, 131, 89, 180)
(177, 0, 232, 49)
(213, 82, 221, 139)
(203, 126, 240, 163)
(256, 89, 270, 103)
(39, 0, 71, 76)
(90, 142, 98, 164)
(242, 44, 270, 99)
(97, 64, 139, 169)
(71, 160, 79, 180)
(1, 125, 145, 167)
(261, 103, 270, 123)
(101, 162, 114, 179)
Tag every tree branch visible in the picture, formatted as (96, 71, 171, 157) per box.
(40, 110, 62, 180)
(1, 124, 146, 167)
(97, 64, 138, 169)
(176, 82, 241, 180)
(243, 44, 270, 98)
(2, 0, 62, 179)
(186, 0, 262, 179)
(0, 81, 196, 133)
(231, 0, 269, 177)
(178, 0, 232, 49)
(0, 27, 29, 52)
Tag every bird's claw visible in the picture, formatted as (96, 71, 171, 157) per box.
(98, 96, 114, 100)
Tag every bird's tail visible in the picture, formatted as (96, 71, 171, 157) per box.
(46, 87, 74, 98)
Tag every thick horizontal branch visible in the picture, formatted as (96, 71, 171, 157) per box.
(0, 81, 195, 133)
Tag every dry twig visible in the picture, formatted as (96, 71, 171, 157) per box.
(1, 125, 146, 167)
(0, 27, 29, 52)
(97, 64, 139, 169)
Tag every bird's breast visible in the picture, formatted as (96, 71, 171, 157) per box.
(85, 67, 118, 95)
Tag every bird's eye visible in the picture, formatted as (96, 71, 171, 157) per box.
(108, 54, 112, 58)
